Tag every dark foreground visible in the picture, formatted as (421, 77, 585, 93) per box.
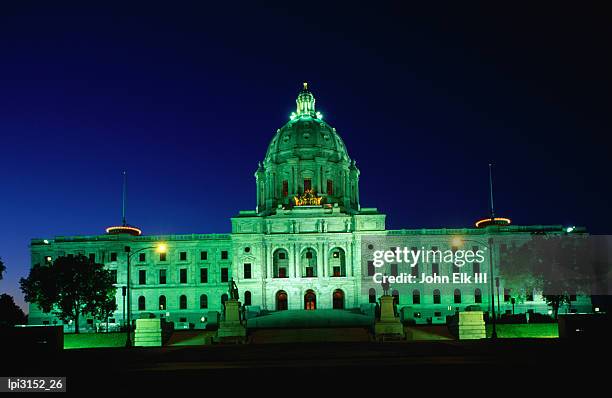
(4, 339, 608, 393)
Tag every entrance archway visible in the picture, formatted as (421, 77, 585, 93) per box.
(276, 290, 288, 311)
(332, 289, 344, 309)
(304, 289, 316, 310)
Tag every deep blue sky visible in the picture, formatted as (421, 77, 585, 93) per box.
(1, 2, 610, 311)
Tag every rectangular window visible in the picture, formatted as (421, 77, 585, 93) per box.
(200, 268, 208, 283)
(327, 179, 333, 195)
(305, 267, 314, 277)
(243, 263, 252, 279)
(303, 178, 312, 191)
(200, 251, 208, 260)
(390, 263, 398, 277)
(473, 262, 480, 275)
(139, 253, 146, 262)
(180, 251, 187, 261)
(306, 251, 313, 259)
(452, 264, 460, 274)
(221, 268, 229, 282)
(180, 268, 187, 284)
(221, 251, 228, 260)
(282, 180, 288, 197)
(411, 263, 419, 277)
(367, 261, 375, 276)
(110, 269, 117, 284)
(278, 252, 286, 260)
(160, 252, 167, 262)
(110, 252, 118, 262)
(88, 253, 96, 263)
(139, 270, 146, 285)
(159, 269, 166, 284)
(333, 266, 341, 277)
(431, 263, 439, 276)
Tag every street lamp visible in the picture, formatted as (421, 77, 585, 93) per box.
(451, 235, 498, 339)
(124, 243, 167, 348)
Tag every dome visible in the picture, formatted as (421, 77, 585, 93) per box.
(264, 118, 350, 164)
(255, 83, 361, 215)
(264, 82, 350, 164)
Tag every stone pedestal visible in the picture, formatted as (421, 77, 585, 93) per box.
(216, 299, 247, 343)
(374, 295, 404, 341)
(451, 311, 486, 340)
(134, 318, 163, 347)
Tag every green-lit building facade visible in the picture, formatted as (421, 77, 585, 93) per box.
(28, 84, 592, 331)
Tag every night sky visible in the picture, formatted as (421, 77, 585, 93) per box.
(1, 2, 610, 311)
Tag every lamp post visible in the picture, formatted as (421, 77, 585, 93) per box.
(124, 243, 167, 348)
(452, 235, 498, 339)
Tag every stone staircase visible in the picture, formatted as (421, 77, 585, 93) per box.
(249, 327, 372, 344)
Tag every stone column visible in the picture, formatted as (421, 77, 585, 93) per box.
(316, 242, 323, 278)
(266, 243, 273, 279)
(294, 243, 300, 278)
(347, 241, 354, 277)
(322, 242, 328, 278)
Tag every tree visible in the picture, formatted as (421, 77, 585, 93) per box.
(0, 294, 27, 326)
(500, 235, 592, 319)
(0, 258, 6, 280)
(20, 255, 116, 333)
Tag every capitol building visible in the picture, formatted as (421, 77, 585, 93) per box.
(28, 84, 592, 330)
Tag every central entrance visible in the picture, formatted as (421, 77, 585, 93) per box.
(276, 290, 288, 311)
(304, 290, 316, 310)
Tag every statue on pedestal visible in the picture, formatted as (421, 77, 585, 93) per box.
(381, 274, 390, 296)
(228, 277, 239, 300)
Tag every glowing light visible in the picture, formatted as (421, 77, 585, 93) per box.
(316, 111, 323, 119)
(156, 244, 167, 253)
(595, 307, 600, 312)
(45, 256, 52, 262)
(43, 239, 49, 244)
(548, 310, 553, 315)
(200, 316, 205, 322)
(293, 189, 322, 206)
(474, 217, 511, 228)
(290, 112, 297, 120)
(105, 225, 142, 236)
(566, 226, 576, 233)
(451, 237, 463, 247)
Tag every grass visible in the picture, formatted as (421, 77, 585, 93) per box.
(64, 332, 129, 349)
(486, 323, 558, 338)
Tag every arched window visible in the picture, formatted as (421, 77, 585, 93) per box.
(200, 294, 208, 309)
(368, 288, 376, 304)
(332, 289, 344, 309)
(454, 289, 461, 304)
(138, 296, 146, 311)
(244, 291, 252, 306)
(412, 289, 420, 304)
(330, 248, 346, 277)
(474, 288, 482, 304)
(392, 289, 399, 306)
(276, 290, 288, 311)
(159, 295, 166, 310)
(301, 248, 317, 277)
(433, 289, 441, 304)
(273, 249, 289, 278)
(179, 295, 187, 310)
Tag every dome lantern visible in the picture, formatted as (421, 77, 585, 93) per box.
(296, 82, 316, 118)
